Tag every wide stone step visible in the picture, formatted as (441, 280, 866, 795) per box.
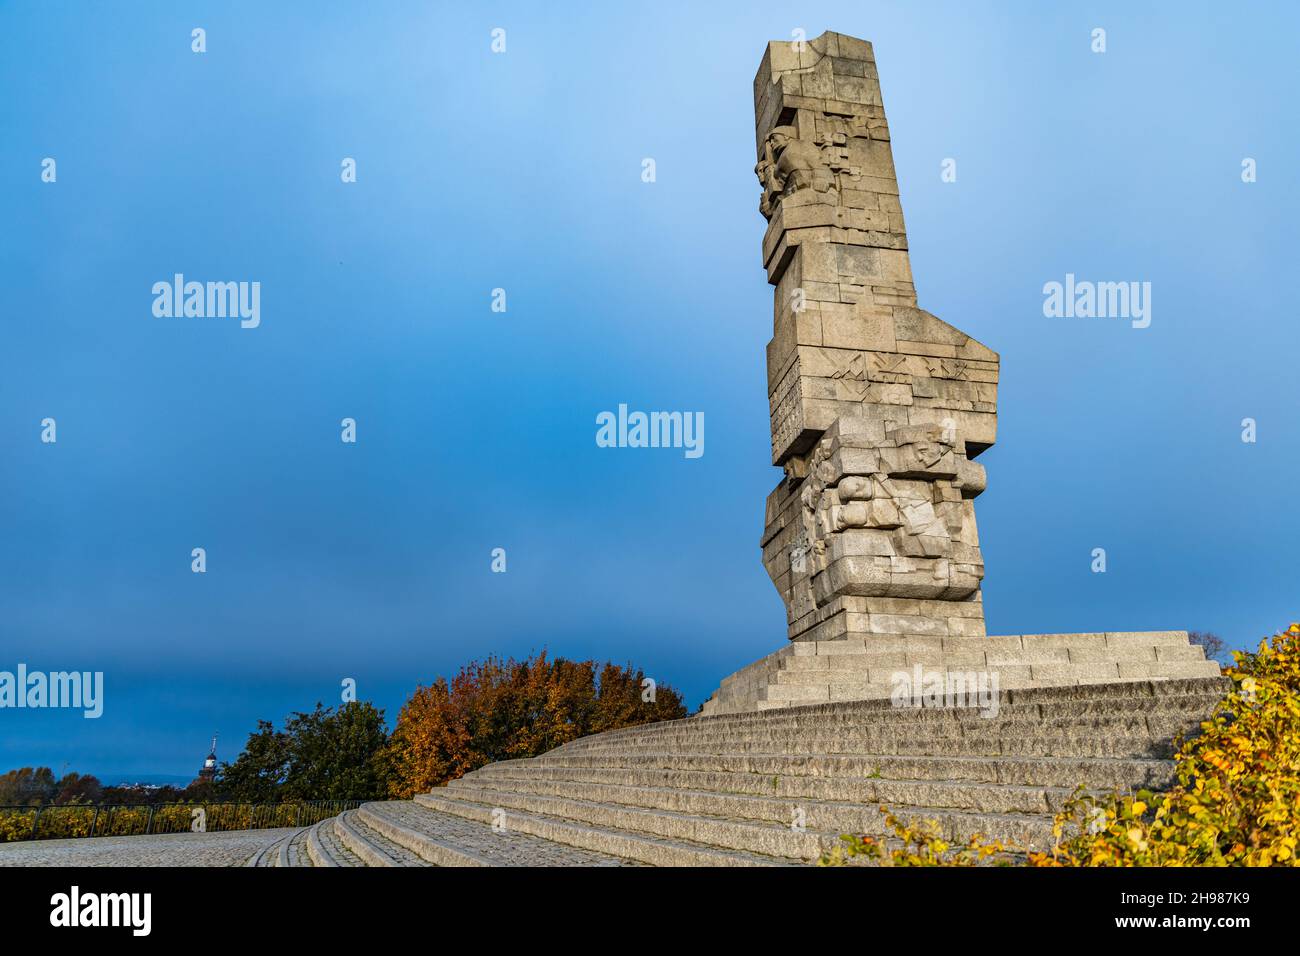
(556, 732, 1175, 760)
(359, 800, 638, 867)
(771, 656, 1215, 676)
(353, 802, 493, 866)
(433, 785, 833, 859)
(432, 779, 1056, 857)
(768, 662, 1214, 686)
(463, 763, 1120, 815)
(334, 810, 433, 867)
(759, 676, 1211, 707)
(588, 678, 1227, 742)
(740, 673, 1220, 710)
(773, 644, 1210, 671)
(560, 693, 1223, 748)
(415, 791, 797, 866)
(563, 709, 1194, 737)
(556, 709, 1209, 750)
(560, 701, 1221, 754)
(247, 830, 295, 867)
(456, 762, 1086, 819)
(304, 817, 362, 867)
(527, 750, 1174, 790)
(280, 826, 312, 866)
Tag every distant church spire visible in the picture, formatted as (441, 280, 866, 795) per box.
(199, 733, 218, 781)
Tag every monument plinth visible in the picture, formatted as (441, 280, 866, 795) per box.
(700, 31, 1219, 715)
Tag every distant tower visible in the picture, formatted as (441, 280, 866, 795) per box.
(198, 733, 218, 781)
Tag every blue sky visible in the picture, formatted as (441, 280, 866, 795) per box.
(2, 1, 1296, 780)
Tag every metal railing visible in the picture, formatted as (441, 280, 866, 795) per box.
(0, 800, 363, 842)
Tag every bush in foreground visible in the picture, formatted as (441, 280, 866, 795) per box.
(0, 800, 357, 843)
(1030, 623, 1300, 866)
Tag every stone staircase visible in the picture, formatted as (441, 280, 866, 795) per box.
(251, 676, 1225, 866)
(248, 802, 632, 867)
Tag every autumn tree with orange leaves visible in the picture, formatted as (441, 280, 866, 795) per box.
(381, 652, 688, 797)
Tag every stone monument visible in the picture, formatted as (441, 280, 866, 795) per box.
(754, 31, 995, 648)
(233, 34, 1230, 870)
(700, 31, 1220, 715)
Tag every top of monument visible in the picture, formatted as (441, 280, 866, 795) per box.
(754, 31, 876, 110)
(752, 31, 888, 160)
(759, 30, 875, 76)
(749, 29, 1000, 469)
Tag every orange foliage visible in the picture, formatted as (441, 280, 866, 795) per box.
(382, 652, 687, 797)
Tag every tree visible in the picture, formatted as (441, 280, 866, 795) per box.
(180, 778, 219, 803)
(0, 767, 56, 806)
(591, 661, 686, 733)
(1189, 630, 1228, 666)
(100, 783, 183, 806)
(279, 702, 390, 801)
(53, 772, 102, 805)
(382, 651, 688, 797)
(220, 703, 390, 803)
(218, 719, 289, 803)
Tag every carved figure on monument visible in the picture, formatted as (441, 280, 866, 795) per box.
(796, 420, 985, 607)
(756, 126, 838, 217)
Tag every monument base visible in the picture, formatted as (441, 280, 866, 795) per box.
(699, 631, 1220, 716)
(789, 594, 988, 643)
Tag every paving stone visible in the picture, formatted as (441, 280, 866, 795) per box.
(0, 828, 299, 867)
